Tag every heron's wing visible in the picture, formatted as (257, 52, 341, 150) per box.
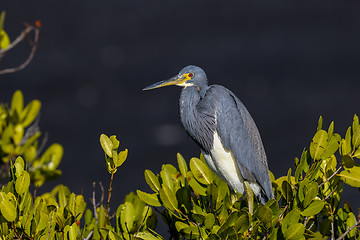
(201, 85, 274, 200)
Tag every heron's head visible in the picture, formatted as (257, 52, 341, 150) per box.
(143, 65, 208, 91)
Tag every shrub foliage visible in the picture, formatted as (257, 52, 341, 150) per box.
(0, 91, 359, 239)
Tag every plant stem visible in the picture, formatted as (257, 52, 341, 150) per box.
(104, 169, 115, 227)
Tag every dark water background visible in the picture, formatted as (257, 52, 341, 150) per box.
(1, 0, 359, 234)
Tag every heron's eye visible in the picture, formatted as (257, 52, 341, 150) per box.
(188, 73, 194, 78)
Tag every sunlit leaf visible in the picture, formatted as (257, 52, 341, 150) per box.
(100, 134, 113, 158)
(159, 184, 178, 211)
(0, 200, 16, 222)
(189, 157, 212, 185)
(10, 90, 23, 117)
(338, 167, 360, 187)
(115, 149, 128, 168)
(346, 212, 356, 238)
(303, 182, 318, 208)
(21, 100, 41, 127)
(135, 231, 161, 240)
(282, 208, 300, 234)
(137, 190, 161, 207)
(301, 200, 324, 216)
(15, 171, 30, 195)
(144, 170, 160, 192)
(283, 223, 305, 240)
(310, 130, 328, 160)
(177, 153, 188, 177)
(120, 201, 135, 232)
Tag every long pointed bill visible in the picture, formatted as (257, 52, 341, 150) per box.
(143, 74, 188, 91)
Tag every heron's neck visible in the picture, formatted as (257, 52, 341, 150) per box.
(179, 86, 201, 123)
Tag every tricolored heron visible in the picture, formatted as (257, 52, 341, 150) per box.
(143, 65, 274, 209)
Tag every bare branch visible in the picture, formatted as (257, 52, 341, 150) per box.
(336, 218, 360, 240)
(83, 230, 93, 240)
(0, 23, 40, 75)
(318, 166, 343, 188)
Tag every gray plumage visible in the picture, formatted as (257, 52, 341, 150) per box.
(144, 65, 274, 204)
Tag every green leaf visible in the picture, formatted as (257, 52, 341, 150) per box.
(281, 180, 293, 202)
(282, 208, 300, 233)
(338, 166, 360, 187)
(40, 143, 63, 170)
(57, 185, 71, 209)
(109, 135, 120, 149)
(352, 116, 360, 148)
(176, 187, 192, 211)
(11, 90, 23, 116)
(160, 166, 174, 191)
(322, 135, 339, 159)
(310, 130, 328, 160)
(301, 200, 324, 216)
(284, 223, 305, 240)
(159, 184, 178, 211)
(135, 231, 161, 240)
(74, 195, 86, 220)
(235, 212, 250, 233)
(21, 100, 41, 127)
(15, 171, 30, 195)
(342, 155, 355, 168)
(303, 182, 318, 208)
(100, 134, 113, 157)
(317, 116, 323, 131)
(327, 121, 334, 138)
(341, 127, 352, 155)
(120, 201, 135, 233)
(204, 213, 216, 229)
(189, 157, 212, 185)
(115, 149, 128, 168)
(0, 200, 16, 222)
(0, 28, 10, 50)
(346, 212, 356, 238)
(137, 190, 161, 207)
(187, 171, 207, 196)
(319, 217, 331, 236)
(109, 230, 122, 240)
(177, 153, 188, 177)
(13, 124, 24, 145)
(144, 170, 160, 192)
(68, 223, 78, 240)
(175, 221, 189, 232)
(257, 206, 272, 228)
(179, 226, 201, 239)
(0, 11, 5, 30)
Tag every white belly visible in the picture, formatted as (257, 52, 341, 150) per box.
(202, 131, 245, 194)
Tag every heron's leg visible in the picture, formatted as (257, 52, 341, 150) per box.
(244, 181, 254, 215)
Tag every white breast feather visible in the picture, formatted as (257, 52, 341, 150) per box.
(203, 131, 245, 194)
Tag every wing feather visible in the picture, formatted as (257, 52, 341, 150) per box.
(200, 85, 274, 200)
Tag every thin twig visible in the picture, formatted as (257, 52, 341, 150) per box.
(336, 219, 360, 240)
(319, 166, 343, 188)
(90, 182, 98, 222)
(83, 230, 94, 240)
(324, 184, 339, 201)
(0, 24, 34, 54)
(99, 181, 105, 205)
(278, 205, 289, 222)
(46, 212, 54, 240)
(104, 170, 115, 227)
(0, 23, 40, 75)
(331, 213, 335, 240)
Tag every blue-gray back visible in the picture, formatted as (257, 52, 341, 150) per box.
(198, 85, 274, 200)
